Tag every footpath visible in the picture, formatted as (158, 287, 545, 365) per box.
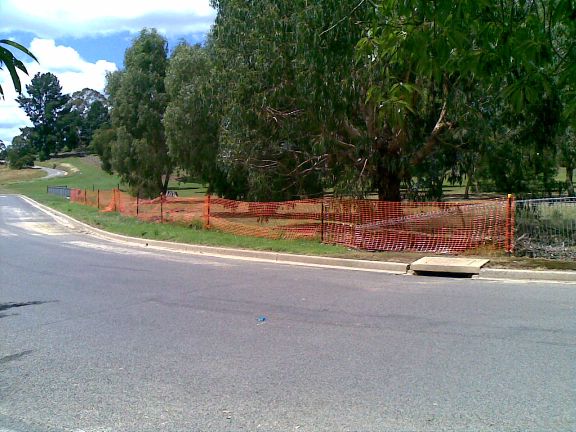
(21, 195, 576, 284)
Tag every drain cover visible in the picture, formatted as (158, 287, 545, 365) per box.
(410, 257, 489, 275)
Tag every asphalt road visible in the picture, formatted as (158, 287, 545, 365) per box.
(1, 194, 574, 432)
(33, 166, 67, 179)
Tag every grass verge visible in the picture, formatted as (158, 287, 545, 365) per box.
(2, 156, 576, 271)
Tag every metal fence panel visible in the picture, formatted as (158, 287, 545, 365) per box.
(515, 197, 576, 259)
(47, 186, 70, 198)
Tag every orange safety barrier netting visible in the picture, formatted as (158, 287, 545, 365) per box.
(208, 197, 323, 240)
(322, 198, 513, 253)
(71, 189, 205, 224)
(69, 188, 514, 254)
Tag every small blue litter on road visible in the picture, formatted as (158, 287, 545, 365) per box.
(257, 316, 267, 322)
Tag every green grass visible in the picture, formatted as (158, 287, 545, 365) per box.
(0, 155, 369, 259)
(2, 155, 576, 271)
(12, 156, 122, 197)
(39, 199, 360, 256)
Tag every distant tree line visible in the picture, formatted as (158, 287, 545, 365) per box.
(10, 73, 110, 167)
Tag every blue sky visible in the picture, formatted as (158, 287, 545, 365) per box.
(0, 0, 216, 144)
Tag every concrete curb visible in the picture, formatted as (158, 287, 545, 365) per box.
(17, 195, 576, 282)
(19, 195, 409, 274)
(479, 268, 576, 283)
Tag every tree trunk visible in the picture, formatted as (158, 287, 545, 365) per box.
(376, 155, 402, 201)
(464, 177, 471, 199)
(567, 166, 575, 196)
(161, 171, 171, 194)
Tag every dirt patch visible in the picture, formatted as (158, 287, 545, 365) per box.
(0, 166, 44, 185)
(57, 163, 80, 173)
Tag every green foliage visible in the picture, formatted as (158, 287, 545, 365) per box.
(105, 29, 173, 197)
(558, 126, 576, 196)
(83, 100, 110, 146)
(360, 0, 575, 199)
(16, 72, 72, 159)
(164, 43, 228, 194)
(91, 127, 115, 173)
(97, 0, 576, 202)
(0, 39, 37, 98)
(68, 88, 110, 146)
(209, 0, 378, 200)
(7, 135, 35, 169)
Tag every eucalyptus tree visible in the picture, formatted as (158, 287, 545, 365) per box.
(105, 29, 173, 196)
(16, 72, 71, 160)
(210, 0, 316, 199)
(210, 0, 398, 199)
(67, 88, 110, 146)
(361, 0, 575, 198)
(164, 42, 233, 195)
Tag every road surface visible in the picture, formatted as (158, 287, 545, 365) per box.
(33, 166, 67, 180)
(0, 194, 574, 432)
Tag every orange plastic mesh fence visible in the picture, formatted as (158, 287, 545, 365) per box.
(69, 189, 513, 253)
(209, 197, 323, 240)
(322, 199, 511, 253)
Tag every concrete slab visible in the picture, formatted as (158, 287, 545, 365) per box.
(410, 257, 490, 275)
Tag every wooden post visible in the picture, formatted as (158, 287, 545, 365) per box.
(97, 189, 100, 209)
(136, 191, 140, 216)
(113, 189, 117, 212)
(160, 193, 164, 223)
(505, 194, 514, 255)
(204, 194, 211, 228)
(84, 189, 87, 205)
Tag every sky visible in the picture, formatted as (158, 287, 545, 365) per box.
(0, 0, 217, 145)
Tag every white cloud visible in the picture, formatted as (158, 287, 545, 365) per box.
(0, 38, 117, 144)
(0, 0, 216, 38)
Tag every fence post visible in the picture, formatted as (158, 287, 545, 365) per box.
(136, 191, 139, 216)
(84, 189, 87, 205)
(505, 194, 514, 255)
(97, 189, 100, 209)
(320, 200, 325, 242)
(113, 189, 117, 212)
(160, 193, 164, 223)
(204, 194, 211, 228)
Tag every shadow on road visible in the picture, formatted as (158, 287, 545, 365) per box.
(0, 350, 34, 365)
(0, 301, 56, 312)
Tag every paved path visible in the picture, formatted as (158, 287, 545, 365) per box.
(0, 194, 574, 432)
(33, 166, 67, 179)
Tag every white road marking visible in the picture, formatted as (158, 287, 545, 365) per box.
(0, 228, 17, 237)
(64, 240, 234, 267)
(65, 240, 153, 256)
(8, 222, 69, 236)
